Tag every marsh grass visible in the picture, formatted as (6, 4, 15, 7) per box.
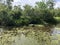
(0, 26, 59, 45)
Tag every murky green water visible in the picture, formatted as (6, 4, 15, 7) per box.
(0, 27, 60, 45)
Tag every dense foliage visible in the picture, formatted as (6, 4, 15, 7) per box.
(0, 0, 59, 27)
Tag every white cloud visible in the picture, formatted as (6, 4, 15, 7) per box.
(54, 1, 60, 8)
(12, 0, 41, 6)
(12, 0, 60, 9)
(12, 0, 41, 9)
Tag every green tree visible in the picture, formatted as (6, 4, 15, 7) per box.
(36, 1, 47, 9)
(46, 0, 55, 9)
(35, 1, 57, 25)
(0, 0, 58, 27)
(6, 0, 13, 9)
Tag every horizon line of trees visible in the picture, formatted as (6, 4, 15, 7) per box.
(0, 0, 59, 27)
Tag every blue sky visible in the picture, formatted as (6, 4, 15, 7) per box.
(12, 0, 60, 8)
(55, 0, 60, 8)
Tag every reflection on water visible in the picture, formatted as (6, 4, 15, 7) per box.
(0, 27, 60, 45)
(51, 28, 60, 45)
(52, 28, 60, 35)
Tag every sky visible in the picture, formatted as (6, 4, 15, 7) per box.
(12, 0, 60, 8)
(54, 0, 60, 8)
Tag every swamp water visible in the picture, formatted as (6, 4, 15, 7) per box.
(0, 27, 60, 45)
